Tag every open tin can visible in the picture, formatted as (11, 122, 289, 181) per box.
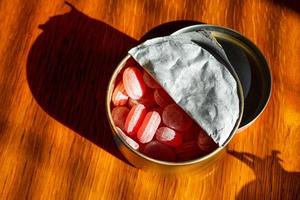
(106, 25, 271, 174)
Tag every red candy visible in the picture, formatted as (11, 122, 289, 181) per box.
(111, 64, 218, 162)
(162, 104, 193, 131)
(155, 127, 182, 147)
(143, 141, 175, 162)
(124, 104, 147, 136)
(154, 89, 173, 108)
(137, 111, 161, 143)
(152, 107, 163, 127)
(116, 127, 139, 150)
(112, 81, 128, 106)
(143, 71, 161, 89)
(123, 67, 146, 99)
(197, 129, 218, 153)
(111, 106, 129, 131)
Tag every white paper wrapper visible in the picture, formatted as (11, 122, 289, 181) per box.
(129, 31, 240, 146)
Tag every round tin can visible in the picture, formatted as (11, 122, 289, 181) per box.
(106, 45, 244, 173)
(106, 24, 271, 174)
(172, 25, 272, 132)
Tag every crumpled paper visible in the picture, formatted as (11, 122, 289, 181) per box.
(128, 31, 240, 146)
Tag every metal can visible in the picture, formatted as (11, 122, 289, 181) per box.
(106, 24, 271, 174)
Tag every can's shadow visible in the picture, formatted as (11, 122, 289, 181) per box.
(26, 3, 137, 164)
(228, 150, 300, 199)
(26, 2, 204, 165)
(272, 0, 300, 13)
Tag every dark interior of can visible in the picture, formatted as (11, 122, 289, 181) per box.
(216, 36, 271, 129)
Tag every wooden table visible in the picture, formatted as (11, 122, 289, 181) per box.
(0, 0, 299, 199)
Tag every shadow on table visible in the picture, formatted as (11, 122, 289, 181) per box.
(273, 0, 300, 13)
(228, 150, 300, 200)
(27, 2, 204, 165)
(26, 2, 137, 165)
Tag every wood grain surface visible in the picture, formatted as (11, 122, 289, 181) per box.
(0, 0, 299, 199)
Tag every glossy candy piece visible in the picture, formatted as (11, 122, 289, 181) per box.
(112, 81, 128, 106)
(162, 104, 193, 131)
(154, 89, 174, 108)
(116, 127, 139, 150)
(111, 106, 129, 131)
(124, 104, 147, 136)
(143, 141, 176, 162)
(143, 70, 161, 89)
(175, 141, 203, 162)
(197, 129, 218, 153)
(151, 107, 164, 127)
(137, 111, 161, 143)
(155, 127, 183, 147)
(123, 67, 146, 100)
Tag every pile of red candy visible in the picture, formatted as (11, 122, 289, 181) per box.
(111, 60, 218, 162)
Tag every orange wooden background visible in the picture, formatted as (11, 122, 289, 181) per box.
(0, 0, 299, 199)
